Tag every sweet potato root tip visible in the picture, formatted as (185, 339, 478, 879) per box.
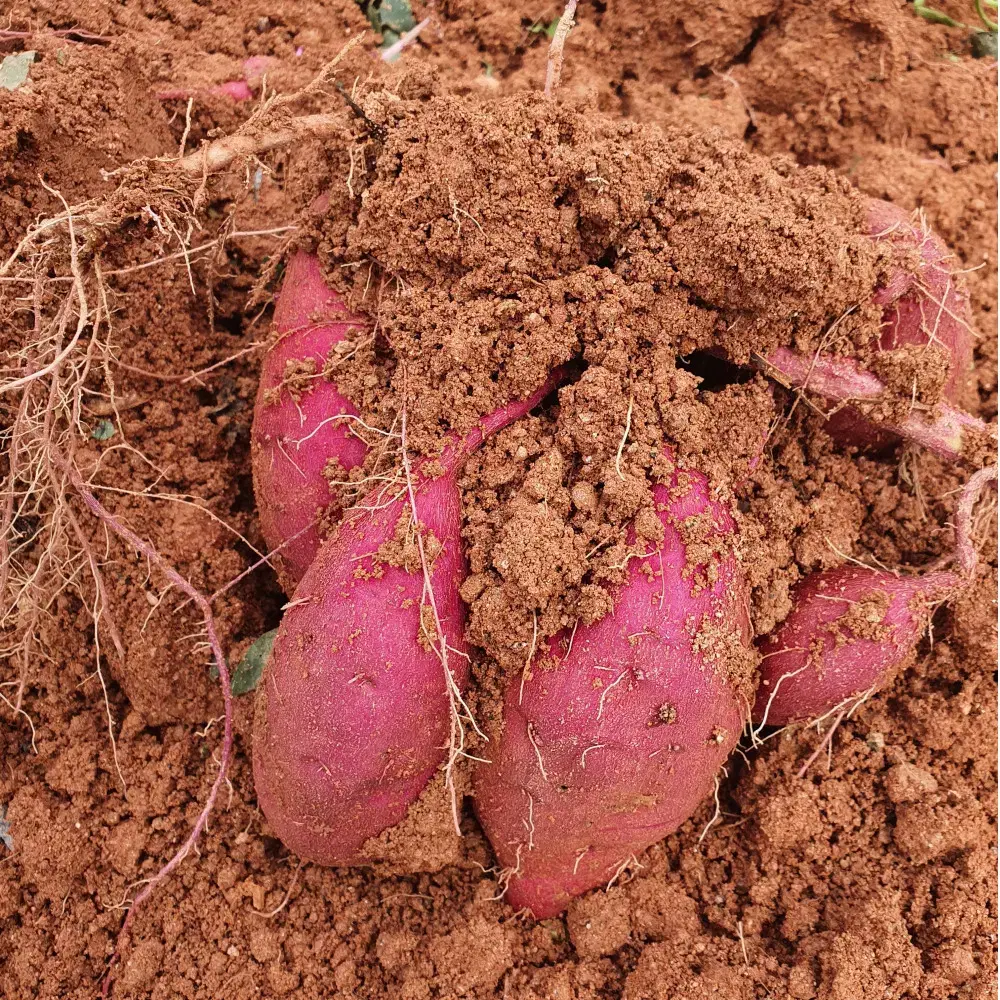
(752, 566, 960, 728)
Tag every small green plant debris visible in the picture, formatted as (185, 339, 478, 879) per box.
(0, 51, 35, 91)
(912, 0, 964, 27)
(91, 419, 116, 441)
(909, 0, 998, 54)
(221, 628, 279, 695)
(360, 0, 416, 50)
(529, 18, 560, 39)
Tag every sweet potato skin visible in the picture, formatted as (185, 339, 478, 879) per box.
(752, 566, 959, 727)
(473, 460, 752, 918)
(252, 468, 469, 866)
(251, 252, 369, 591)
(155, 56, 277, 101)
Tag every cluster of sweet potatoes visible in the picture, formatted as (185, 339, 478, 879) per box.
(247, 194, 984, 917)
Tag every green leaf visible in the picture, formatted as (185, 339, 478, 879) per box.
(91, 419, 116, 441)
(529, 19, 560, 38)
(0, 51, 35, 92)
(377, 0, 416, 34)
(229, 628, 278, 695)
(362, 0, 416, 48)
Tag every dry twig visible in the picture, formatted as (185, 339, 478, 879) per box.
(543, 1, 578, 99)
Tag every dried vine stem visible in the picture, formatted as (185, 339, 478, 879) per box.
(176, 112, 348, 176)
(2, 33, 364, 278)
(176, 33, 366, 177)
(543, 0, 578, 99)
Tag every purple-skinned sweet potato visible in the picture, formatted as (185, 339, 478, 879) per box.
(251, 251, 370, 591)
(752, 566, 959, 728)
(473, 453, 754, 918)
(799, 198, 975, 452)
(867, 197, 973, 399)
(155, 56, 278, 102)
(253, 372, 564, 866)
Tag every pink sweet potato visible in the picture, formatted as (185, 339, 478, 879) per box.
(473, 454, 753, 918)
(253, 374, 562, 866)
(752, 566, 959, 728)
(867, 197, 973, 400)
(155, 56, 277, 102)
(251, 252, 369, 590)
(797, 198, 975, 452)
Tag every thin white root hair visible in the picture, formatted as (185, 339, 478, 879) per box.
(596, 669, 629, 720)
(249, 859, 305, 918)
(518, 610, 539, 705)
(749, 658, 808, 745)
(697, 767, 727, 846)
(615, 393, 633, 480)
(797, 706, 847, 779)
(795, 682, 879, 779)
(737, 920, 750, 966)
(526, 721, 548, 782)
(522, 789, 536, 851)
(488, 844, 523, 901)
(580, 743, 605, 769)
(399, 391, 483, 837)
(606, 853, 643, 891)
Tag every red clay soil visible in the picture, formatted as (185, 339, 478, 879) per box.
(0, 2, 996, 999)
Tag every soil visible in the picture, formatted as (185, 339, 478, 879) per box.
(0, 2, 997, 999)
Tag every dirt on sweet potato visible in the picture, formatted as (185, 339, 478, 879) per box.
(0, 1, 995, 999)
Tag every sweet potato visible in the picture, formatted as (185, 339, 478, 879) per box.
(473, 454, 753, 917)
(752, 566, 959, 728)
(251, 251, 369, 590)
(253, 373, 562, 866)
(867, 197, 973, 400)
(754, 465, 997, 727)
(155, 56, 277, 102)
(792, 198, 975, 453)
